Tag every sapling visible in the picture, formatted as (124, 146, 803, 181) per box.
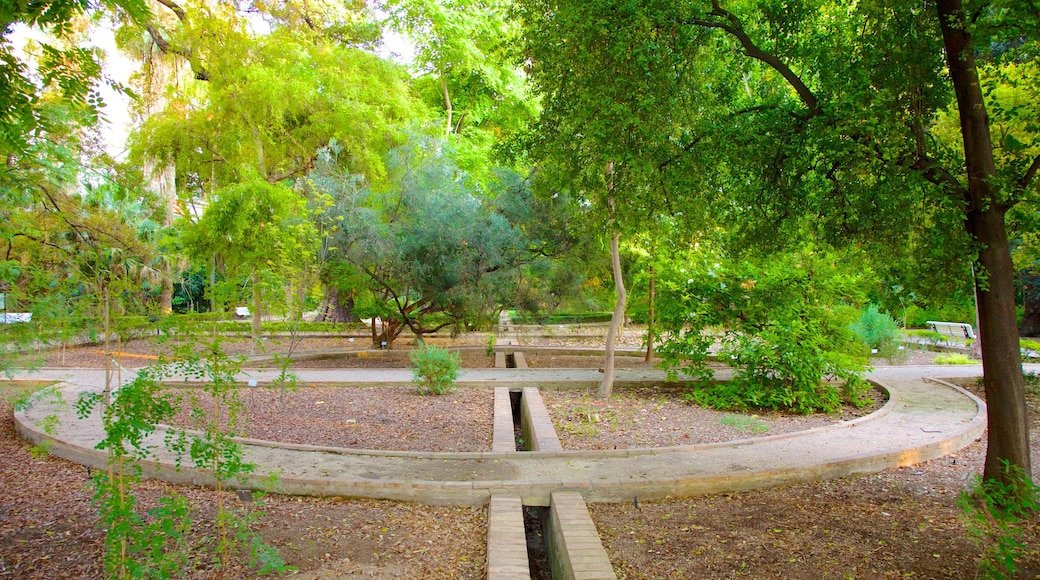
(410, 344, 461, 395)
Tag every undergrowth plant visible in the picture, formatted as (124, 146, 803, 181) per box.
(76, 363, 183, 578)
(166, 335, 287, 573)
(850, 304, 903, 362)
(720, 413, 769, 435)
(906, 328, 945, 344)
(657, 248, 872, 414)
(958, 462, 1039, 579)
(1023, 371, 1040, 396)
(934, 353, 976, 365)
(410, 343, 461, 395)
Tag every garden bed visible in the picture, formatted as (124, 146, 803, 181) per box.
(165, 385, 495, 452)
(543, 384, 887, 450)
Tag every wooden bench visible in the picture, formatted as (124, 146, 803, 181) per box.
(926, 321, 976, 341)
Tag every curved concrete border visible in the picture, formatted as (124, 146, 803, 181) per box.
(13, 368, 986, 506)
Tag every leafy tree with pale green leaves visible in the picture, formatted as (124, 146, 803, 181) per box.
(382, 0, 536, 189)
(179, 179, 316, 344)
(130, 22, 424, 193)
(0, 0, 148, 153)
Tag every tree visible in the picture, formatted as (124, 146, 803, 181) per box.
(519, 0, 1040, 489)
(131, 22, 423, 192)
(517, 0, 715, 396)
(313, 135, 530, 346)
(179, 180, 316, 344)
(934, 0, 1035, 489)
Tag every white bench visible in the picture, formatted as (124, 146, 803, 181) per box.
(235, 307, 250, 318)
(927, 321, 976, 340)
(1, 312, 32, 324)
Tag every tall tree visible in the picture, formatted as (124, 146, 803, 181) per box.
(180, 180, 316, 344)
(519, 0, 1040, 487)
(0, 0, 148, 153)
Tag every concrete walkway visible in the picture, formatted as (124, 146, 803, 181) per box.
(12, 364, 992, 506)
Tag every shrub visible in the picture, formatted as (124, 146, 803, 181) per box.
(958, 463, 1039, 579)
(658, 248, 872, 414)
(1024, 372, 1040, 396)
(1020, 339, 1040, 361)
(409, 344, 461, 395)
(685, 325, 871, 414)
(934, 353, 976, 365)
(906, 329, 945, 344)
(850, 305, 901, 360)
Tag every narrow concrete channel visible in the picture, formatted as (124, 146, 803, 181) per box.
(490, 382, 617, 579)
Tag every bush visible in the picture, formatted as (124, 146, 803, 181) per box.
(658, 249, 872, 414)
(686, 324, 871, 414)
(934, 353, 976, 365)
(850, 305, 903, 361)
(510, 311, 613, 325)
(409, 344, 461, 395)
(906, 329, 945, 344)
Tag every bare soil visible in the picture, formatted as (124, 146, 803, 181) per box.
(167, 386, 495, 452)
(589, 377, 1040, 579)
(0, 383, 486, 579)
(543, 384, 886, 450)
(6, 330, 1036, 578)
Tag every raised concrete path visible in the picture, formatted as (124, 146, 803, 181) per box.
(12, 365, 992, 506)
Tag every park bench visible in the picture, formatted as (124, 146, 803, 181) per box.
(235, 306, 250, 319)
(926, 320, 976, 341)
(1, 313, 32, 324)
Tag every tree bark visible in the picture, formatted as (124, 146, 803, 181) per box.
(144, 159, 177, 314)
(645, 262, 656, 363)
(251, 269, 262, 348)
(938, 0, 1032, 488)
(316, 286, 357, 322)
(442, 74, 453, 137)
(598, 231, 626, 398)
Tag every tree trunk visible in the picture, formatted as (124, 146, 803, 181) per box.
(316, 286, 357, 322)
(598, 232, 626, 398)
(441, 74, 453, 137)
(938, 0, 1032, 489)
(645, 262, 656, 363)
(251, 269, 262, 348)
(374, 318, 402, 349)
(1019, 274, 1040, 336)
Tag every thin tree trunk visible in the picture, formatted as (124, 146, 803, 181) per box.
(442, 74, 453, 137)
(938, 0, 1031, 489)
(251, 269, 262, 349)
(645, 262, 656, 362)
(599, 232, 626, 398)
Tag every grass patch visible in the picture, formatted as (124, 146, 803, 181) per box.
(933, 353, 977, 365)
(720, 413, 770, 435)
(1, 380, 57, 405)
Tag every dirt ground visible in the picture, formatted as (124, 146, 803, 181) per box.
(5, 331, 1039, 578)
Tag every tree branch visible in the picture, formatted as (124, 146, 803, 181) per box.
(145, 0, 210, 81)
(684, 1, 821, 117)
(907, 153, 966, 198)
(1018, 153, 1040, 194)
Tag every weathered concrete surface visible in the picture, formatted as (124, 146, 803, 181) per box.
(12, 365, 989, 506)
